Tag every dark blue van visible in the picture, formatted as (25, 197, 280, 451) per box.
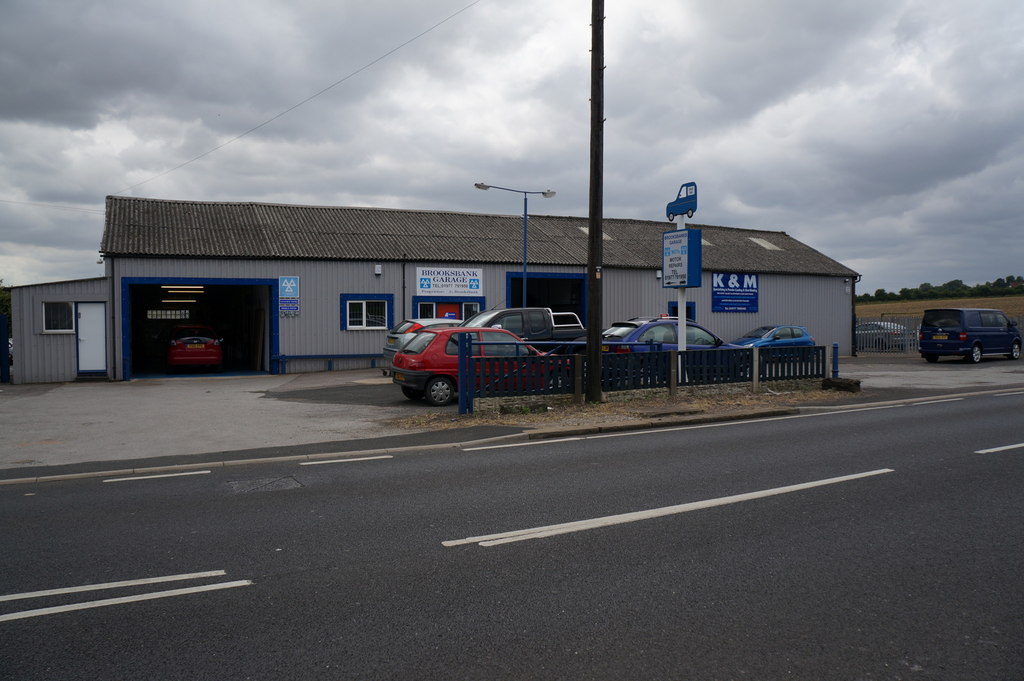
(918, 308, 1021, 363)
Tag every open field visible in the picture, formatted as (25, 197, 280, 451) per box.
(857, 295, 1024, 318)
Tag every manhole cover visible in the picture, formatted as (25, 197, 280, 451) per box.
(225, 477, 304, 494)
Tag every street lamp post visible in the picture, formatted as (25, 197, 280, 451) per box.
(475, 183, 555, 307)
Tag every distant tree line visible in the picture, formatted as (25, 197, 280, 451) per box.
(857, 276, 1024, 303)
(0, 279, 10, 337)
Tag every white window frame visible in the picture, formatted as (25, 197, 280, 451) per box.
(345, 299, 388, 330)
(42, 302, 75, 334)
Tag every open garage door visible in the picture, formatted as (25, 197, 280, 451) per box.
(128, 283, 270, 376)
(511, 274, 585, 320)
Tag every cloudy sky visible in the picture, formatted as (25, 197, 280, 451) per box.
(2, 0, 1022, 294)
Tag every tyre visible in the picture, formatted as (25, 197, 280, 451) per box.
(964, 344, 983, 364)
(923, 354, 939, 363)
(1008, 340, 1021, 360)
(424, 376, 456, 406)
(400, 386, 424, 400)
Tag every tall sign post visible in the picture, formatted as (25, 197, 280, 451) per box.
(663, 182, 702, 385)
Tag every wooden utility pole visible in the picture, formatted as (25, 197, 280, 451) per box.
(585, 0, 605, 402)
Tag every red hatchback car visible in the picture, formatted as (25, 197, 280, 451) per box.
(166, 324, 223, 372)
(391, 327, 538, 406)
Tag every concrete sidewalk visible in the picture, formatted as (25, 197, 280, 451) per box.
(3, 354, 1023, 481)
(0, 370, 428, 472)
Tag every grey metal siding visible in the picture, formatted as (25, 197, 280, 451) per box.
(594, 269, 854, 354)
(11, 278, 111, 384)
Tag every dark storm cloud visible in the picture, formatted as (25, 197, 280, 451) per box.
(1, 0, 1022, 293)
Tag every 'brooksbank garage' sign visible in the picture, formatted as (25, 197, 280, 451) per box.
(416, 268, 483, 296)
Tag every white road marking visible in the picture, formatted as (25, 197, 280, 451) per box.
(444, 468, 895, 547)
(975, 442, 1024, 454)
(994, 391, 1024, 397)
(300, 454, 393, 466)
(464, 437, 581, 451)
(0, 570, 227, 602)
(0, 580, 252, 622)
(909, 398, 964, 406)
(103, 470, 211, 483)
(466, 406, 910, 452)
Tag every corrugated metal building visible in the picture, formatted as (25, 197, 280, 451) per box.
(9, 196, 859, 383)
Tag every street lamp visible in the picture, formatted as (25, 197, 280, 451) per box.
(475, 182, 556, 307)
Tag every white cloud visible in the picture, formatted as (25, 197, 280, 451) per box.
(0, 0, 1022, 293)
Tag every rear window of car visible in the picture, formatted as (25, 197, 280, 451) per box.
(393, 321, 418, 334)
(173, 327, 215, 340)
(401, 332, 436, 354)
(601, 324, 639, 339)
(921, 310, 963, 328)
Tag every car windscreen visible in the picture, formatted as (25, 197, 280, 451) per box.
(601, 324, 639, 339)
(401, 332, 435, 354)
(921, 310, 962, 328)
(741, 326, 774, 338)
(461, 310, 499, 327)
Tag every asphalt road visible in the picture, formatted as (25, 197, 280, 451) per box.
(3, 353, 1024, 476)
(2, 390, 1022, 679)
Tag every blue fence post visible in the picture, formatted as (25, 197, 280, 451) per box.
(831, 343, 840, 379)
(1, 313, 9, 384)
(458, 332, 472, 415)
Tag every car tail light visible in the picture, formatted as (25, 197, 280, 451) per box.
(613, 345, 632, 353)
(958, 332, 967, 341)
(918, 331, 924, 341)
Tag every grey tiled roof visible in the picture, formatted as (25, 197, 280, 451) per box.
(101, 196, 858, 277)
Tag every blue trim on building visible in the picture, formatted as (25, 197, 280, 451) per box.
(504, 272, 587, 316)
(339, 293, 395, 331)
(121, 277, 279, 380)
(410, 295, 486, 318)
(668, 301, 697, 320)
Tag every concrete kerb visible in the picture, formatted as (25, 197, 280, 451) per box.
(0, 407, 804, 486)
(6, 387, 1020, 487)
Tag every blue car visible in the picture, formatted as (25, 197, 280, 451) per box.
(600, 318, 739, 353)
(730, 325, 815, 348)
(665, 182, 697, 221)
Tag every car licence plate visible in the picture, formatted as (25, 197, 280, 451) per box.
(393, 372, 405, 382)
(187, 343, 205, 349)
(386, 338, 396, 345)
(932, 334, 948, 340)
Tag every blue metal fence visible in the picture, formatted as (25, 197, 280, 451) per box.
(680, 348, 753, 385)
(758, 346, 827, 381)
(457, 343, 830, 414)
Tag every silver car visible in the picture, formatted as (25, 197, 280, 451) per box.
(381, 318, 459, 374)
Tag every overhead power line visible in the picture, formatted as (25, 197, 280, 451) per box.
(0, 198, 104, 215)
(114, 0, 486, 196)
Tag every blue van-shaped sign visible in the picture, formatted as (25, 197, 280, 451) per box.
(666, 182, 697, 221)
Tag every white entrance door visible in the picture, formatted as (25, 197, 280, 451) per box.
(77, 302, 107, 373)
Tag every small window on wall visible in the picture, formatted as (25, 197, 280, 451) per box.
(43, 302, 75, 333)
(463, 302, 480, 319)
(340, 294, 393, 330)
(418, 303, 435, 318)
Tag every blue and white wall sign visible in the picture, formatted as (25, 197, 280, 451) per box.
(662, 229, 703, 288)
(712, 272, 759, 312)
(279, 276, 300, 299)
(416, 268, 483, 296)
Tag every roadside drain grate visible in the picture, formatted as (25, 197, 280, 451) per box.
(225, 477, 304, 494)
